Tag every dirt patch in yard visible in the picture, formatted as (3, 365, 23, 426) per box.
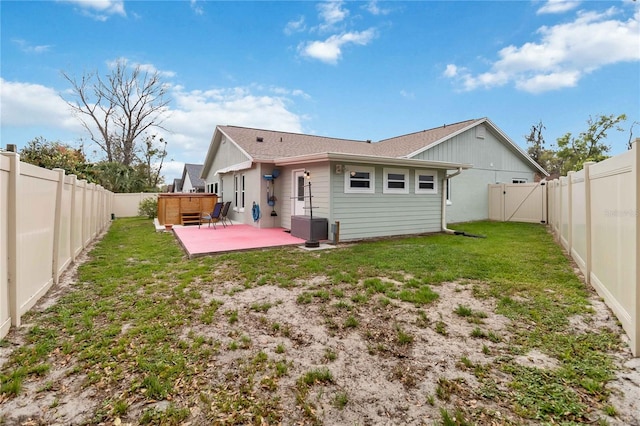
(1, 259, 639, 425)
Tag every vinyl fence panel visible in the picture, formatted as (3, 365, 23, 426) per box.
(547, 141, 639, 356)
(0, 153, 113, 336)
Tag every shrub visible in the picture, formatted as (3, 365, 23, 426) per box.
(138, 197, 158, 219)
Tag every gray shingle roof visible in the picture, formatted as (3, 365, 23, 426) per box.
(373, 119, 482, 157)
(217, 126, 377, 161)
(218, 119, 483, 161)
(184, 164, 205, 189)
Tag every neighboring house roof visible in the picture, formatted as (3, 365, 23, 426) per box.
(173, 178, 183, 193)
(181, 164, 206, 190)
(203, 118, 547, 176)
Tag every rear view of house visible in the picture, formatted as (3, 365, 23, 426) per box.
(200, 118, 546, 241)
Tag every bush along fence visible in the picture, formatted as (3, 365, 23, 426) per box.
(547, 139, 640, 357)
(0, 152, 114, 339)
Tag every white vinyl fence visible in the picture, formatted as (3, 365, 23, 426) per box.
(0, 153, 113, 339)
(488, 182, 548, 224)
(547, 141, 640, 356)
(112, 192, 158, 218)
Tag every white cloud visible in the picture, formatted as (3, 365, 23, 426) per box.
(0, 76, 306, 180)
(515, 70, 580, 92)
(445, 6, 640, 93)
(537, 0, 580, 15)
(12, 39, 52, 54)
(443, 64, 458, 78)
(60, 0, 126, 20)
(299, 28, 376, 64)
(284, 16, 306, 35)
(400, 90, 414, 99)
(106, 58, 176, 78)
(190, 0, 204, 16)
(364, 0, 391, 16)
(0, 79, 81, 130)
(317, 0, 349, 30)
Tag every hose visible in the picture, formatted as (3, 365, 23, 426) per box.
(252, 202, 261, 222)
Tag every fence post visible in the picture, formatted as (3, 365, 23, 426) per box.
(69, 175, 78, 263)
(634, 140, 640, 356)
(6, 153, 20, 327)
(567, 171, 574, 251)
(52, 168, 65, 285)
(583, 162, 595, 286)
(81, 179, 88, 248)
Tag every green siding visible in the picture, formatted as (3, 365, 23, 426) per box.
(412, 126, 536, 223)
(330, 163, 442, 241)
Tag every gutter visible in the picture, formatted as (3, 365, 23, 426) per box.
(441, 167, 463, 234)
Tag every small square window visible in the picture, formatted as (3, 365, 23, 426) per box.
(345, 167, 375, 194)
(383, 168, 409, 194)
(415, 170, 438, 194)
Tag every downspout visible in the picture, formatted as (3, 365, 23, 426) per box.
(441, 167, 463, 234)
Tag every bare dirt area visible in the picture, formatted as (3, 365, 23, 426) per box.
(1, 257, 639, 425)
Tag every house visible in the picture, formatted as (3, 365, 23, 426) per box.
(200, 118, 546, 241)
(169, 178, 182, 193)
(180, 164, 205, 193)
(376, 118, 548, 222)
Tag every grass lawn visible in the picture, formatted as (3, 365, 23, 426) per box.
(0, 218, 628, 425)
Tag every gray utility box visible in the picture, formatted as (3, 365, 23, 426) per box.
(291, 216, 328, 241)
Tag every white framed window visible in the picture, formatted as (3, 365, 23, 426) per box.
(415, 170, 437, 194)
(345, 166, 375, 194)
(512, 178, 527, 184)
(234, 175, 239, 209)
(383, 168, 409, 194)
(233, 174, 246, 211)
(241, 174, 245, 211)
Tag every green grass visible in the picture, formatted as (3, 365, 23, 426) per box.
(0, 218, 624, 425)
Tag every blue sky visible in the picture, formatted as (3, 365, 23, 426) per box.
(1, 0, 639, 183)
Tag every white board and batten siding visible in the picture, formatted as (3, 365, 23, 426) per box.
(330, 163, 442, 241)
(413, 126, 535, 223)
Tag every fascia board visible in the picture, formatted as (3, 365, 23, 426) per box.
(275, 152, 471, 170)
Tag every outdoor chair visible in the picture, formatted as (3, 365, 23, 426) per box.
(220, 201, 232, 227)
(200, 202, 224, 229)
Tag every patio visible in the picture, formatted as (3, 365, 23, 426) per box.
(163, 221, 309, 257)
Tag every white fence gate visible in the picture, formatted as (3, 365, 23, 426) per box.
(488, 182, 547, 224)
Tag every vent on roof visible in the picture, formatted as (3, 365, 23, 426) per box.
(256, 137, 264, 142)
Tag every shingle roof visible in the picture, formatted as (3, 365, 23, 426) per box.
(173, 178, 183, 192)
(217, 126, 376, 161)
(184, 164, 205, 189)
(218, 119, 483, 161)
(372, 119, 482, 157)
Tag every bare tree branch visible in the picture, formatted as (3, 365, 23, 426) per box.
(61, 59, 170, 166)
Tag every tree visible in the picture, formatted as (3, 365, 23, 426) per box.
(525, 120, 561, 177)
(62, 59, 169, 167)
(19, 137, 92, 180)
(556, 114, 626, 175)
(525, 120, 546, 164)
(136, 134, 168, 189)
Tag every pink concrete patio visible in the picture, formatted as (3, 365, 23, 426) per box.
(172, 223, 307, 257)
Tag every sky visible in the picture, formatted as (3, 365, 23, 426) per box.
(1, 0, 639, 184)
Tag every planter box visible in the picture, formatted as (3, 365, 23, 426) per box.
(290, 216, 328, 241)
